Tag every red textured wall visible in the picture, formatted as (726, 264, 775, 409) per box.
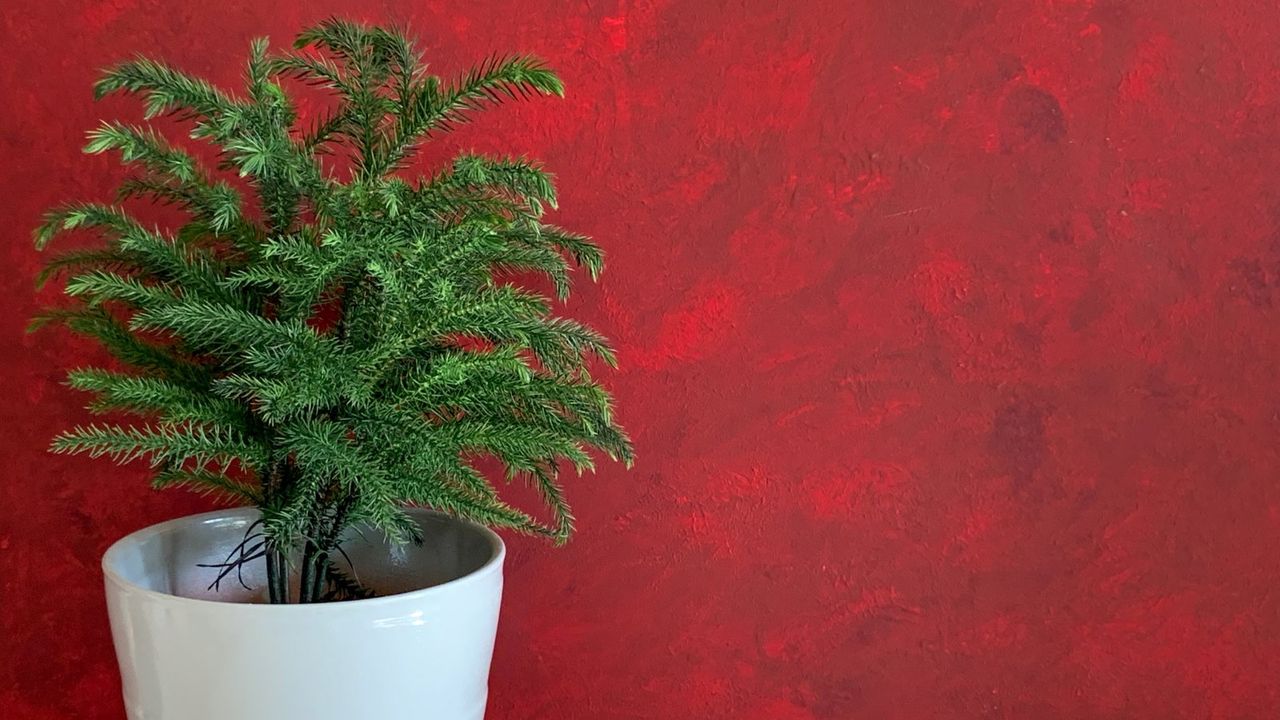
(5, 1, 1280, 717)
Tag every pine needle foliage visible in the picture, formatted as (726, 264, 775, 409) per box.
(33, 19, 632, 603)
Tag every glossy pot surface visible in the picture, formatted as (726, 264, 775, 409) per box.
(103, 508, 505, 720)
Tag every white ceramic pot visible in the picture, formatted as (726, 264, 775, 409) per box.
(103, 508, 505, 720)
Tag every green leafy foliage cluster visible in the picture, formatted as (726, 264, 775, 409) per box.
(33, 19, 632, 602)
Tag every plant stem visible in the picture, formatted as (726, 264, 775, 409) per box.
(265, 546, 279, 603)
(260, 457, 291, 604)
(298, 540, 316, 603)
(265, 546, 287, 603)
(295, 487, 356, 603)
(310, 551, 329, 601)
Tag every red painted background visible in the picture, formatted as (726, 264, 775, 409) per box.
(5, 1, 1280, 718)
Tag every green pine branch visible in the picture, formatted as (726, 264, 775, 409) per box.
(51, 422, 267, 471)
(34, 20, 631, 603)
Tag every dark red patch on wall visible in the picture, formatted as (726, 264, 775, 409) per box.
(4, 1, 1280, 718)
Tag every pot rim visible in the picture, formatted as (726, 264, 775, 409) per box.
(102, 507, 505, 612)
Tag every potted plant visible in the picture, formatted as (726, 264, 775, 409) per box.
(32, 18, 631, 720)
